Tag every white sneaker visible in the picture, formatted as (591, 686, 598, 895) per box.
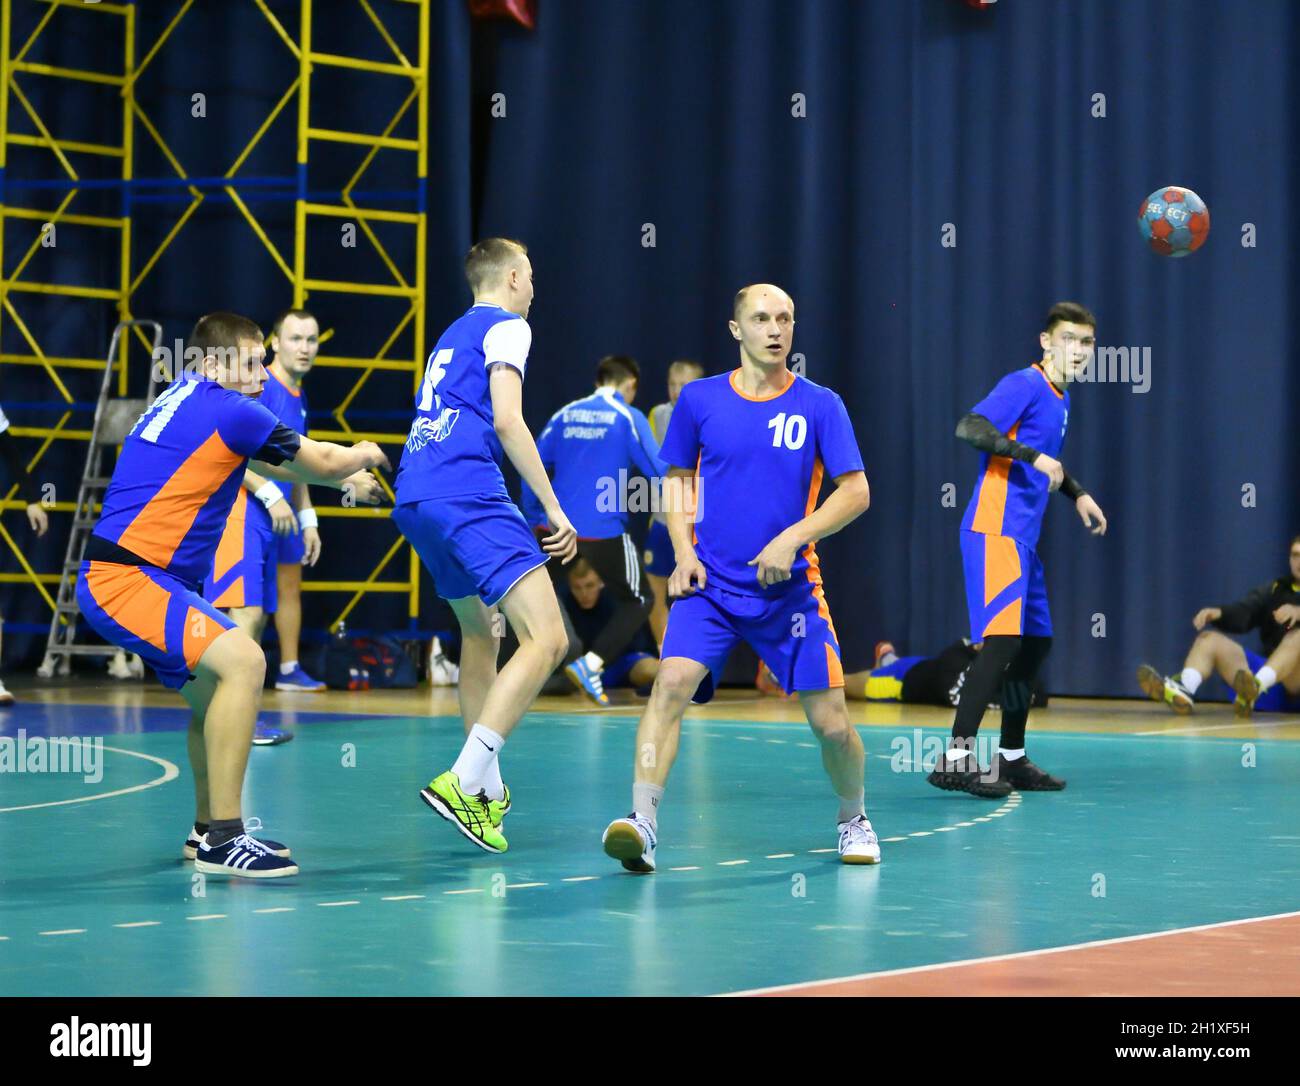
(0, 679, 13, 706)
(838, 814, 881, 865)
(602, 812, 657, 873)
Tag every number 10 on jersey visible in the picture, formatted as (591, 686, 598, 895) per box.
(768, 412, 807, 450)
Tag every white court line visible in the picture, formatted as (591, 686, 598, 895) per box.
(444, 888, 482, 895)
(718, 860, 748, 866)
(668, 865, 700, 871)
(382, 894, 425, 901)
(562, 876, 599, 883)
(114, 921, 161, 929)
(39, 929, 86, 936)
(318, 900, 360, 907)
(1135, 718, 1300, 737)
(186, 914, 226, 922)
(253, 907, 295, 914)
(720, 909, 1300, 997)
(0, 745, 180, 813)
(765, 853, 795, 859)
(506, 882, 546, 889)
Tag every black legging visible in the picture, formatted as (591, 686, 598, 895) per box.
(951, 634, 1052, 750)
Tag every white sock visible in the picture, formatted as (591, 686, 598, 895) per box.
(837, 789, 865, 824)
(582, 650, 604, 672)
(1180, 668, 1203, 695)
(998, 747, 1026, 761)
(632, 782, 664, 827)
(481, 753, 505, 803)
(280, 660, 298, 674)
(1256, 666, 1278, 692)
(450, 723, 506, 796)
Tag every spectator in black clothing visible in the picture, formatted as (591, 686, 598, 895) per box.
(1138, 535, 1300, 718)
(759, 638, 1047, 708)
(0, 402, 51, 705)
(537, 560, 659, 696)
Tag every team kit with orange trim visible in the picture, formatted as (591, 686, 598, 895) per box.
(657, 368, 860, 703)
(77, 380, 302, 690)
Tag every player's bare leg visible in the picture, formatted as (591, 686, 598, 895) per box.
(800, 687, 865, 802)
(1140, 629, 1247, 714)
(646, 573, 668, 649)
(420, 567, 567, 853)
(184, 628, 263, 821)
(182, 629, 296, 875)
(221, 604, 291, 745)
(602, 656, 707, 872)
(801, 687, 879, 863)
(274, 562, 303, 663)
(1234, 626, 1300, 717)
(447, 594, 501, 732)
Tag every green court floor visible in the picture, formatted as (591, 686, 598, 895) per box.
(1, 709, 1298, 995)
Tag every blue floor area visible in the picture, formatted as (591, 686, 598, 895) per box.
(1, 706, 1298, 995)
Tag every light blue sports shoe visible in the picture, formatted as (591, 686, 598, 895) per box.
(565, 653, 609, 706)
(252, 721, 294, 746)
(275, 664, 325, 692)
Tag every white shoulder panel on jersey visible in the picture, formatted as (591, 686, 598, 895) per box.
(482, 316, 532, 375)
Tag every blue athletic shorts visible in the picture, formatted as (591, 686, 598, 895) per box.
(271, 527, 306, 566)
(660, 579, 844, 700)
(603, 651, 656, 689)
(643, 520, 674, 577)
(1244, 649, 1300, 712)
(78, 560, 236, 689)
(393, 493, 548, 606)
(960, 529, 1051, 640)
(203, 491, 278, 612)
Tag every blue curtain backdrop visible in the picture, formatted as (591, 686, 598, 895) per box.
(3, 0, 1296, 697)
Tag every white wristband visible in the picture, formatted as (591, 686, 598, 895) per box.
(253, 481, 282, 510)
(297, 508, 319, 530)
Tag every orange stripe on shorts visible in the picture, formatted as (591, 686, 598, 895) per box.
(83, 561, 170, 653)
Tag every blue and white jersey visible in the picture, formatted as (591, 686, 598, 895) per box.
(395, 303, 531, 504)
(521, 386, 667, 538)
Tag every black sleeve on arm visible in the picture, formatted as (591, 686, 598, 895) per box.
(1213, 582, 1273, 634)
(253, 423, 302, 466)
(0, 430, 39, 503)
(955, 413, 1041, 465)
(1060, 472, 1086, 501)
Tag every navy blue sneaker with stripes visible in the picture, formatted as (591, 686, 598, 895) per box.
(182, 817, 290, 861)
(194, 832, 299, 878)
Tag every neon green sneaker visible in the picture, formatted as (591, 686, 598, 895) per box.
(486, 783, 511, 828)
(420, 771, 507, 853)
(1136, 664, 1192, 715)
(1232, 669, 1260, 719)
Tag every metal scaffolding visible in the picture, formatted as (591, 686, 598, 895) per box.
(1, 0, 429, 633)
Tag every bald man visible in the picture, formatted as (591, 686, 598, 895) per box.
(601, 284, 880, 871)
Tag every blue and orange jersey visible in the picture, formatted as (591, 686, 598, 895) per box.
(960, 363, 1070, 548)
(259, 361, 309, 503)
(87, 377, 301, 585)
(659, 369, 864, 596)
(395, 302, 532, 504)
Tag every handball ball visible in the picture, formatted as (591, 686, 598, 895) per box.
(1138, 186, 1210, 257)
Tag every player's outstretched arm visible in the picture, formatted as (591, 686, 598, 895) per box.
(255, 436, 389, 504)
(748, 471, 870, 587)
(489, 365, 577, 563)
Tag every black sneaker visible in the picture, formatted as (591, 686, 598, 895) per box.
(927, 755, 1012, 799)
(997, 754, 1065, 791)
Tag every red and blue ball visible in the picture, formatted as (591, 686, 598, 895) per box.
(1138, 186, 1210, 257)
